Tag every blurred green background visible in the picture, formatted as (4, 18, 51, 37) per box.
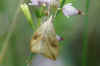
(0, 0, 98, 66)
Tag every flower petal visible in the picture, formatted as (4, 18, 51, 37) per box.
(62, 3, 79, 16)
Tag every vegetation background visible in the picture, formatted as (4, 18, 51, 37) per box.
(0, 0, 98, 66)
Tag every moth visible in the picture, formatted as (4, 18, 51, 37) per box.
(30, 16, 59, 60)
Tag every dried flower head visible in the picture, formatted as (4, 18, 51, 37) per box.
(30, 16, 59, 60)
(62, 3, 84, 16)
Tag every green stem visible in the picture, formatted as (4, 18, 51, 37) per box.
(20, 3, 36, 30)
(0, 0, 25, 64)
(56, 0, 66, 17)
(60, 0, 66, 8)
(82, 0, 90, 66)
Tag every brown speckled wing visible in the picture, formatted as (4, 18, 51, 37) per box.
(30, 16, 59, 60)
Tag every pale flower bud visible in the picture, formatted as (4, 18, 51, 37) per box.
(40, 0, 60, 7)
(29, 0, 40, 6)
(56, 35, 64, 41)
(29, 0, 60, 7)
(62, 3, 83, 16)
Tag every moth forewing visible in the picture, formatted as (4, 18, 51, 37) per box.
(41, 30, 59, 60)
(30, 32, 43, 53)
(30, 16, 59, 60)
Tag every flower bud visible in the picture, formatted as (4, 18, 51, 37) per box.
(62, 3, 84, 16)
(29, 0, 40, 6)
(29, 0, 60, 7)
(56, 35, 64, 41)
(40, 0, 60, 7)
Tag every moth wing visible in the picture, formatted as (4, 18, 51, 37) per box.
(30, 16, 59, 60)
(40, 20, 59, 60)
(30, 32, 44, 54)
(41, 34, 59, 60)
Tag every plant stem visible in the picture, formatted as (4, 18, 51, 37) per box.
(0, 0, 24, 64)
(55, 0, 66, 17)
(25, 53, 33, 66)
(82, 0, 90, 66)
(60, 0, 66, 8)
(20, 3, 36, 30)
